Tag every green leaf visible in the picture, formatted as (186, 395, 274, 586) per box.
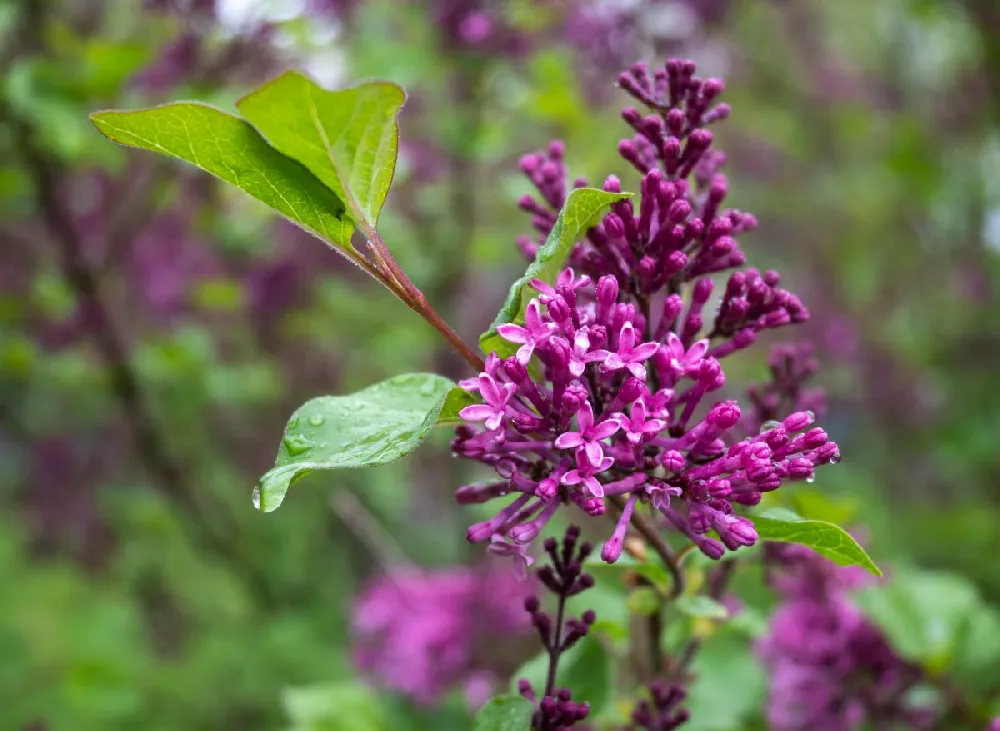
(853, 568, 988, 675)
(674, 595, 730, 620)
(255, 373, 456, 512)
(754, 510, 881, 576)
(434, 385, 479, 427)
(480, 187, 632, 357)
(627, 586, 661, 616)
(684, 631, 767, 731)
(283, 681, 387, 731)
(584, 551, 673, 594)
(511, 634, 612, 719)
(237, 72, 405, 235)
(472, 695, 534, 731)
(90, 103, 351, 249)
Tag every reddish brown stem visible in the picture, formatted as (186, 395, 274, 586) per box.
(361, 225, 485, 372)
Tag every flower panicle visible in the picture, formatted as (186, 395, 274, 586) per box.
(455, 56, 839, 571)
(631, 680, 691, 730)
(757, 544, 934, 731)
(517, 526, 595, 731)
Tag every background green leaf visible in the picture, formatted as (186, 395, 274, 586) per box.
(584, 551, 673, 594)
(471, 695, 534, 731)
(853, 567, 1000, 680)
(479, 187, 631, 357)
(674, 595, 730, 620)
(684, 630, 767, 731)
(255, 373, 456, 512)
(283, 681, 387, 731)
(627, 586, 661, 615)
(509, 634, 612, 720)
(237, 73, 405, 236)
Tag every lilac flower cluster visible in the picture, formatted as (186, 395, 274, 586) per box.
(454, 58, 840, 566)
(517, 526, 595, 730)
(351, 564, 533, 707)
(745, 342, 827, 436)
(757, 544, 933, 731)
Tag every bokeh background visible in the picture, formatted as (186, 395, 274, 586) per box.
(1, 0, 998, 729)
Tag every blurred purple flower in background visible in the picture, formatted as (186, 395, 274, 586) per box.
(758, 544, 934, 731)
(351, 563, 534, 707)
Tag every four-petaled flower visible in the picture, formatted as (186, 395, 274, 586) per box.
(585, 321, 658, 379)
(496, 300, 552, 365)
(487, 534, 535, 580)
(643, 387, 675, 419)
(614, 398, 666, 445)
(530, 268, 591, 304)
(658, 333, 709, 378)
(459, 373, 516, 430)
(554, 401, 620, 467)
(562, 449, 614, 498)
(646, 481, 682, 510)
(568, 328, 592, 378)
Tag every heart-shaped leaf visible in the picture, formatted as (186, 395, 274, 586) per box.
(237, 72, 405, 237)
(254, 374, 462, 512)
(480, 187, 632, 358)
(754, 510, 881, 576)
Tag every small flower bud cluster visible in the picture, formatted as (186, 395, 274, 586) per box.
(630, 681, 690, 730)
(455, 57, 840, 569)
(745, 342, 827, 436)
(518, 526, 596, 730)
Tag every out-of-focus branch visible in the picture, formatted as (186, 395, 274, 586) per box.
(3, 0, 276, 604)
(97, 160, 174, 279)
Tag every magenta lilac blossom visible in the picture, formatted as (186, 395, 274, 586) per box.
(351, 564, 532, 706)
(757, 544, 934, 731)
(454, 57, 840, 567)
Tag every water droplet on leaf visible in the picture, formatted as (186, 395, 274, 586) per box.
(806, 475, 816, 484)
(420, 379, 437, 396)
(251, 484, 262, 510)
(761, 420, 781, 433)
(283, 434, 314, 456)
(308, 414, 325, 427)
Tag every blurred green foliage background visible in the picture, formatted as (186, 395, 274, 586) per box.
(0, 0, 998, 729)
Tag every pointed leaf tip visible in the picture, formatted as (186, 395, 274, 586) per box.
(255, 373, 460, 512)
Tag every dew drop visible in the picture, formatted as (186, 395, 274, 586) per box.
(251, 484, 262, 510)
(287, 416, 299, 429)
(806, 475, 816, 484)
(804, 410, 815, 422)
(828, 453, 841, 465)
(308, 414, 325, 427)
(283, 434, 314, 456)
(420, 379, 437, 396)
(761, 420, 781, 433)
